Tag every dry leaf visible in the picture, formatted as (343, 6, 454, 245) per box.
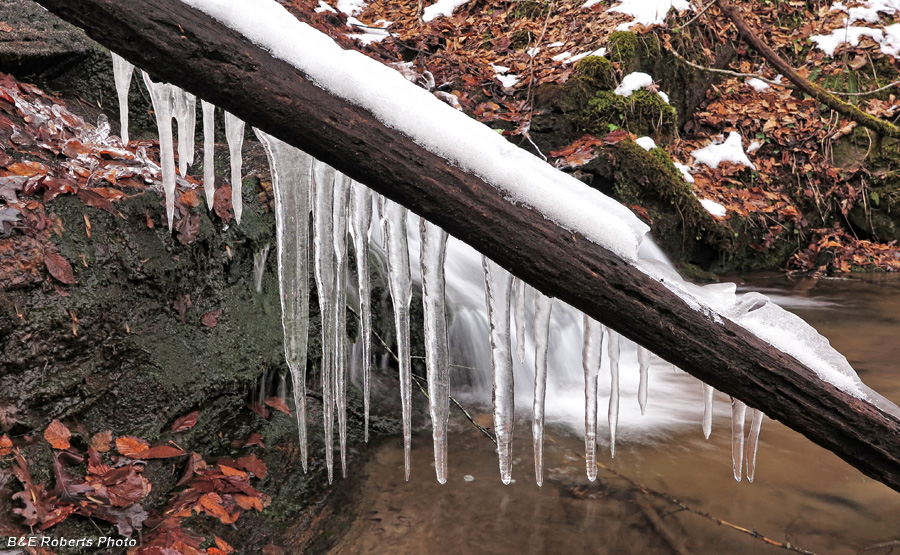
(0, 434, 12, 456)
(171, 411, 199, 433)
(44, 419, 71, 450)
(264, 397, 291, 416)
(201, 309, 223, 328)
(115, 435, 150, 457)
(44, 251, 76, 285)
(90, 430, 113, 453)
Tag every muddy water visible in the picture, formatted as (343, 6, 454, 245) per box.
(332, 275, 900, 555)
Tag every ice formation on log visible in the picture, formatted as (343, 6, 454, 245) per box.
(483, 257, 515, 485)
(420, 219, 451, 484)
(582, 316, 603, 482)
(514, 278, 527, 364)
(731, 397, 747, 482)
(350, 181, 373, 442)
(332, 172, 351, 477)
(254, 128, 313, 473)
(173, 88, 197, 176)
(111, 52, 134, 145)
(607, 329, 621, 458)
(224, 111, 245, 224)
(141, 72, 177, 230)
(532, 292, 553, 487)
(384, 199, 413, 480)
(201, 101, 216, 209)
(637, 346, 650, 414)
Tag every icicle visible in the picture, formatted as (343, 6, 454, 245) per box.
(745, 409, 764, 483)
(384, 199, 413, 480)
(349, 182, 373, 443)
(514, 278, 526, 364)
(637, 346, 650, 415)
(702, 384, 714, 439)
(420, 218, 450, 484)
(333, 172, 351, 478)
(254, 129, 313, 472)
(313, 160, 337, 483)
(111, 53, 134, 145)
(141, 72, 177, 230)
(252, 243, 270, 293)
(608, 329, 620, 458)
(731, 397, 747, 482)
(483, 257, 515, 485)
(582, 316, 603, 482)
(172, 88, 197, 176)
(532, 292, 553, 487)
(224, 111, 245, 224)
(201, 101, 216, 210)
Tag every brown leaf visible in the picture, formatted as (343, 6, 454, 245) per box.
(133, 444, 186, 459)
(90, 430, 113, 453)
(247, 402, 269, 420)
(178, 189, 201, 208)
(243, 433, 265, 448)
(0, 434, 12, 456)
(199, 492, 236, 525)
(233, 493, 264, 512)
(214, 536, 235, 554)
(44, 250, 76, 285)
(175, 212, 200, 245)
(107, 470, 151, 507)
(264, 397, 291, 416)
(603, 129, 630, 144)
(44, 419, 71, 450)
(171, 411, 199, 433)
(201, 308, 223, 328)
(219, 465, 248, 479)
(213, 184, 233, 223)
(236, 454, 267, 479)
(77, 189, 115, 214)
(8, 161, 48, 177)
(115, 435, 150, 457)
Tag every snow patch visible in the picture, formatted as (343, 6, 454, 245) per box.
(346, 17, 392, 45)
(810, 26, 884, 56)
(563, 47, 607, 65)
(595, 0, 693, 31)
(614, 71, 654, 97)
(635, 136, 657, 150)
(337, 0, 367, 15)
(691, 132, 756, 170)
(551, 51, 572, 62)
(423, 0, 472, 22)
(315, 1, 337, 12)
(673, 161, 694, 183)
(746, 78, 770, 92)
(699, 198, 726, 218)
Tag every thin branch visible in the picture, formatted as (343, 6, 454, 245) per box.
(671, 0, 717, 31)
(832, 79, 900, 97)
(669, 47, 788, 87)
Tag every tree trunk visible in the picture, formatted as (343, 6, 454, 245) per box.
(33, 0, 900, 493)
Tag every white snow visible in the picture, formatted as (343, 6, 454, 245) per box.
(490, 63, 510, 73)
(673, 160, 694, 183)
(592, 0, 693, 31)
(527, 47, 540, 58)
(691, 131, 756, 170)
(315, 1, 337, 13)
(635, 136, 657, 150)
(614, 71, 654, 97)
(810, 26, 884, 56)
(746, 77, 770, 92)
(495, 73, 521, 88)
(699, 198, 727, 218)
(346, 17, 391, 45)
(747, 140, 762, 153)
(658, 91, 669, 103)
(423, 0, 472, 22)
(563, 47, 607, 65)
(551, 51, 572, 62)
(548, 41, 565, 48)
(337, 0, 366, 15)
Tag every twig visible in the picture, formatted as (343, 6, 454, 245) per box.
(594, 461, 817, 555)
(831, 79, 900, 97)
(669, 47, 788, 87)
(347, 305, 497, 445)
(634, 496, 693, 555)
(526, 0, 557, 117)
(671, 0, 717, 31)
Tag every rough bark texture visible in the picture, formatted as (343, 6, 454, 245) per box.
(32, 0, 900, 493)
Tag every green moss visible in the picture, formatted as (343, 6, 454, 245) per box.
(607, 31, 660, 74)
(583, 89, 677, 138)
(573, 55, 616, 90)
(509, 29, 535, 50)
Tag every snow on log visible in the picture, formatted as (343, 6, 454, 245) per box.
(33, 0, 900, 492)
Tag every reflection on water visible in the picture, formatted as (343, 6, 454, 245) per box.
(333, 273, 900, 555)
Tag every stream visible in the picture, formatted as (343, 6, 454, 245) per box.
(331, 269, 900, 554)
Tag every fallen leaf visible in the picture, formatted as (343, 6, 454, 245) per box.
(171, 411, 199, 433)
(214, 536, 235, 554)
(233, 493, 264, 512)
(201, 309, 223, 328)
(7, 161, 48, 177)
(264, 397, 291, 416)
(236, 454, 267, 479)
(77, 189, 115, 214)
(219, 465, 248, 479)
(44, 419, 71, 450)
(213, 184, 233, 223)
(175, 212, 200, 245)
(131, 444, 185, 459)
(247, 402, 269, 420)
(90, 430, 113, 453)
(243, 433, 265, 448)
(44, 251, 75, 285)
(0, 434, 12, 456)
(178, 189, 201, 208)
(115, 435, 150, 457)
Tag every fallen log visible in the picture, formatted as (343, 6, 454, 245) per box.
(33, 0, 900, 492)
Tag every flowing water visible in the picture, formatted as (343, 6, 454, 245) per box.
(333, 232, 900, 554)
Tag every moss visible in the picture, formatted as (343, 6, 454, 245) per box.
(607, 31, 660, 74)
(573, 55, 616, 90)
(583, 89, 677, 138)
(513, 0, 548, 19)
(509, 29, 535, 50)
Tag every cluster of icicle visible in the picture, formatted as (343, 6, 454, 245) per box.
(112, 53, 764, 486)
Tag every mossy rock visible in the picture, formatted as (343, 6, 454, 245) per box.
(607, 31, 660, 74)
(509, 29, 535, 50)
(573, 55, 616, 90)
(582, 89, 677, 138)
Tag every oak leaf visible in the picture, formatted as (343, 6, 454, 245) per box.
(44, 419, 71, 450)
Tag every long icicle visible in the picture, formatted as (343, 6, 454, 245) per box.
(333, 172, 351, 478)
(483, 257, 515, 485)
(731, 397, 747, 482)
(420, 218, 450, 484)
(253, 129, 312, 473)
(173, 88, 197, 176)
(349, 182, 373, 442)
(384, 199, 413, 480)
(745, 408, 764, 483)
(514, 278, 527, 364)
(111, 52, 134, 145)
(702, 384, 715, 439)
(637, 346, 650, 415)
(583, 315, 604, 482)
(608, 329, 621, 458)
(532, 292, 553, 487)
(312, 160, 337, 484)
(224, 111, 245, 224)
(201, 101, 216, 210)
(141, 72, 176, 230)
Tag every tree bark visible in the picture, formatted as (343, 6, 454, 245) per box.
(33, 0, 900, 493)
